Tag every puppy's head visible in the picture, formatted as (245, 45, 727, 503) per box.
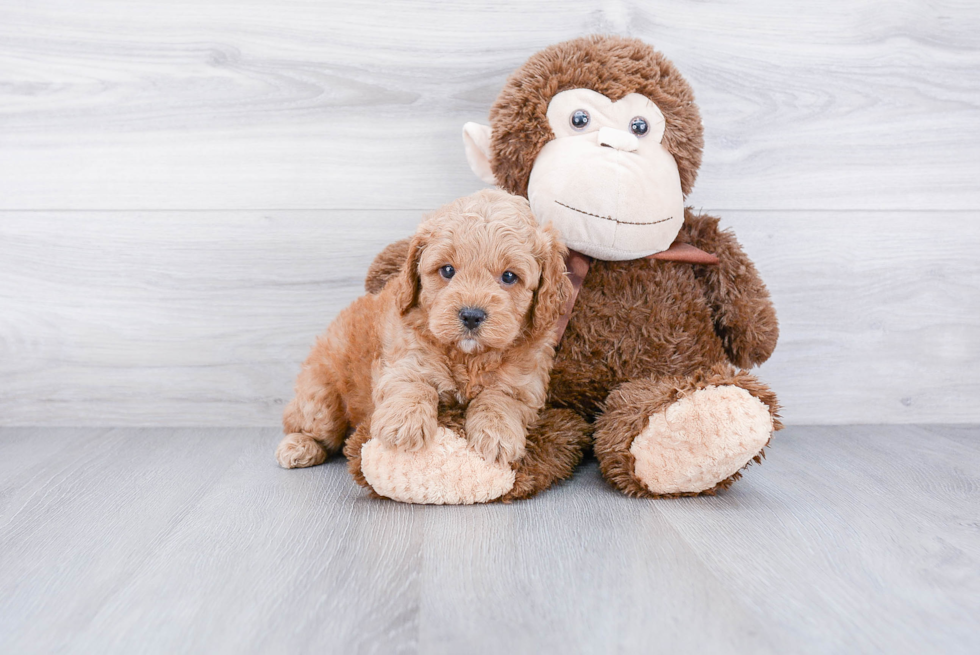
(395, 189, 570, 354)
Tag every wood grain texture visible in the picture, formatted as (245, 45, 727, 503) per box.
(2, 209, 977, 426)
(0, 210, 420, 426)
(0, 426, 977, 654)
(0, 0, 977, 211)
(2, 1, 978, 425)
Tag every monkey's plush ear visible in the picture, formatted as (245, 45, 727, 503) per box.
(462, 122, 496, 185)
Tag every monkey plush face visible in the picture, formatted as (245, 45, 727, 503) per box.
(461, 35, 704, 261)
(525, 89, 685, 260)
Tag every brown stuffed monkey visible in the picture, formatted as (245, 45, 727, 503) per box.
(364, 35, 781, 499)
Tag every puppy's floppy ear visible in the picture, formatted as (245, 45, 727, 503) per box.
(365, 238, 411, 294)
(529, 222, 571, 341)
(395, 231, 427, 314)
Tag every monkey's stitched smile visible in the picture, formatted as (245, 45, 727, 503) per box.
(554, 201, 675, 227)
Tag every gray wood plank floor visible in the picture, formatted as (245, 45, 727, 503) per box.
(1, 426, 977, 654)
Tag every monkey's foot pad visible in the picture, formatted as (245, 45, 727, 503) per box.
(360, 427, 515, 504)
(630, 385, 773, 495)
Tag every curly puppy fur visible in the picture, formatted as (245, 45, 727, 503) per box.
(365, 36, 781, 498)
(277, 189, 571, 476)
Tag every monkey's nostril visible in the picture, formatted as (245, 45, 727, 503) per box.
(458, 307, 487, 331)
(597, 126, 639, 152)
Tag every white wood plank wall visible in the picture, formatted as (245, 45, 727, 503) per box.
(1, 1, 978, 426)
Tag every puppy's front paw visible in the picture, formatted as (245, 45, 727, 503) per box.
(371, 401, 438, 452)
(465, 411, 526, 465)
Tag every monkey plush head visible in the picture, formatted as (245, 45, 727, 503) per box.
(463, 35, 704, 261)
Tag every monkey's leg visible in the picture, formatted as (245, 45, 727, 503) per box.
(276, 362, 349, 469)
(500, 407, 590, 502)
(345, 406, 589, 503)
(592, 364, 781, 497)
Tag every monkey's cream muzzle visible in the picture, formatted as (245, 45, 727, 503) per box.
(526, 90, 685, 261)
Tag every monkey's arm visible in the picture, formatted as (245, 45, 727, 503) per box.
(685, 212, 779, 368)
(364, 238, 411, 294)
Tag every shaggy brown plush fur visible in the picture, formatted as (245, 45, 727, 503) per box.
(365, 35, 780, 499)
(489, 35, 703, 199)
(547, 209, 779, 420)
(592, 362, 782, 498)
(278, 189, 572, 479)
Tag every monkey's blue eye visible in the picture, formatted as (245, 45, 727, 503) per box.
(570, 109, 590, 130)
(630, 116, 649, 136)
(501, 271, 518, 285)
(439, 265, 455, 279)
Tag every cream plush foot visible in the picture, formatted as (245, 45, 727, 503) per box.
(629, 385, 773, 495)
(359, 426, 516, 504)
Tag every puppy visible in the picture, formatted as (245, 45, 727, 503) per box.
(276, 188, 570, 470)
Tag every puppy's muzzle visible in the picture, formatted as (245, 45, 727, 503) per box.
(458, 307, 487, 331)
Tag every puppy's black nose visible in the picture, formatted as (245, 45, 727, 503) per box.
(458, 307, 487, 331)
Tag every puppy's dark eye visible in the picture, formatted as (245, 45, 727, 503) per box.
(570, 109, 590, 130)
(629, 116, 649, 136)
(439, 265, 455, 280)
(501, 271, 518, 285)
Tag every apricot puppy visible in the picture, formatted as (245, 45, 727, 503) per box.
(276, 189, 570, 471)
